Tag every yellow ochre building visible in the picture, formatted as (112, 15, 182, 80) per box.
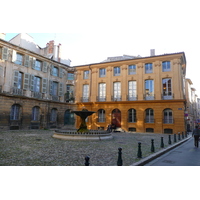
(74, 52, 187, 134)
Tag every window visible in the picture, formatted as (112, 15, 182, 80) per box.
(162, 61, 171, 72)
(128, 109, 137, 123)
(83, 70, 89, 79)
(145, 108, 154, 123)
(113, 82, 121, 100)
(16, 72, 23, 89)
(145, 80, 154, 99)
(52, 66, 59, 76)
(52, 82, 58, 96)
(35, 60, 42, 71)
(15, 53, 23, 65)
(33, 77, 41, 92)
(66, 85, 74, 102)
(82, 84, 89, 102)
(128, 81, 137, 100)
(128, 65, 136, 75)
(10, 104, 20, 120)
(98, 109, 105, 122)
(145, 63, 153, 73)
(67, 72, 74, 80)
(163, 109, 173, 124)
(99, 68, 106, 77)
(162, 78, 172, 99)
(50, 108, 57, 122)
(98, 83, 106, 101)
(32, 106, 40, 121)
(114, 67, 120, 76)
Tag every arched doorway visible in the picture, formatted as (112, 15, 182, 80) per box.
(111, 109, 121, 127)
(64, 109, 75, 125)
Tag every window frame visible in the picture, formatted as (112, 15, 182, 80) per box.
(114, 67, 121, 76)
(145, 63, 153, 74)
(83, 70, 89, 79)
(99, 68, 106, 77)
(162, 61, 171, 72)
(128, 65, 136, 75)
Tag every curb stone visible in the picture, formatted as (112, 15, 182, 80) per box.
(131, 135, 192, 166)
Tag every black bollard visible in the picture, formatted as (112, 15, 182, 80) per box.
(160, 137, 164, 148)
(85, 156, 90, 166)
(137, 142, 142, 158)
(151, 139, 155, 152)
(174, 134, 177, 143)
(185, 131, 187, 138)
(178, 132, 181, 140)
(168, 135, 171, 145)
(117, 147, 123, 166)
(182, 132, 184, 139)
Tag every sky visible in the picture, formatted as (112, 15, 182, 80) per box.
(3, 0, 200, 95)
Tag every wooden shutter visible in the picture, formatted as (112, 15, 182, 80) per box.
(50, 65, 54, 75)
(2, 47, 9, 60)
(49, 80, 53, 95)
(59, 68, 63, 78)
(59, 82, 63, 96)
(30, 75, 34, 91)
(24, 73, 30, 90)
(12, 49, 17, 63)
(42, 78, 47, 93)
(24, 55, 30, 67)
(0, 66, 3, 77)
(42, 61, 48, 73)
(13, 71, 19, 87)
(32, 57, 36, 69)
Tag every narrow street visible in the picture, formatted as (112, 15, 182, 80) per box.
(145, 136, 200, 166)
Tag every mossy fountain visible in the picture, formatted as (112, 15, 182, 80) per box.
(53, 109, 113, 141)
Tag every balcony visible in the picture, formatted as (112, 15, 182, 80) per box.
(31, 91, 42, 99)
(144, 94, 155, 100)
(111, 95, 122, 101)
(162, 93, 174, 100)
(127, 95, 137, 101)
(11, 87, 24, 96)
(96, 96, 106, 102)
(81, 97, 90, 102)
(51, 95, 60, 102)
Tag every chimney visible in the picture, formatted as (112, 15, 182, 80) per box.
(150, 49, 155, 56)
(0, 33, 6, 40)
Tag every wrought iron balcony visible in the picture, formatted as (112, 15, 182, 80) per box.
(144, 94, 155, 100)
(81, 97, 90, 102)
(51, 95, 59, 102)
(11, 87, 24, 96)
(31, 91, 42, 99)
(127, 95, 137, 101)
(162, 93, 174, 100)
(96, 96, 106, 102)
(111, 95, 122, 101)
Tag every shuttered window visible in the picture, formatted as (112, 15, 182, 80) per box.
(59, 83, 63, 96)
(24, 73, 30, 90)
(42, 61, 48, 73)
(42, 78, 47, 93)
(2, 47, 8, 60)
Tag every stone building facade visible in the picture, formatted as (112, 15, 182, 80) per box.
(0, 36, 76, 130)
(74, 52, 187, 134)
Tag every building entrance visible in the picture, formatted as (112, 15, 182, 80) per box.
(112, 109, 121, 127)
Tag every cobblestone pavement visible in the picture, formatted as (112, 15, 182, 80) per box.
(0, 130, 180, 166)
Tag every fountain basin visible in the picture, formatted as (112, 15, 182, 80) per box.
(53, 130, 113, 141)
